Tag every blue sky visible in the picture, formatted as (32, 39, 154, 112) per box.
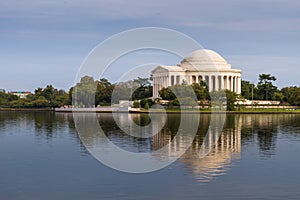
(0, 0, 299, 91)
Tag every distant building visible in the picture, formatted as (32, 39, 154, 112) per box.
(0, 89, 5, 93)
(9, 91, 32, 98)
(151, 49, 242, 98)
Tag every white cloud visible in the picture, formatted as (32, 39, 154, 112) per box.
(1, 0, 300, 34)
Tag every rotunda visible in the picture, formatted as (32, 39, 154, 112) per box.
(151, 49, 242, 98)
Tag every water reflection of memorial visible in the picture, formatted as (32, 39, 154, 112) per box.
(77, 113, 299, 182)
(150, 114, 242, 182)
(101, 113, 242, 182)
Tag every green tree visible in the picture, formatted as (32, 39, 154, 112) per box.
(31, 96, 49, 108)
(225, 90, 238, 111)
(159, 82, 209, 102)
(257, 74, 278, 100)
(273, 91, 284, 102)
(95, 78, 114, 105)
(133, 101, 140, 108)
(144, 102, 149, 110)
(131, 77, 153, 100)
(0, 92, 17, 107)
(68, 87, 74, 105)
(241, 80, 255, 100)
(140, 98, 154, 109)
(159, 87, 176, 100)
(191, 81, 210, 101)
(73, 76, 97, 107)
(133, 77, 151, 87)
(8, 99, 27, 108)
(281, 86, 300, 106)
(111, 84, 131, 104)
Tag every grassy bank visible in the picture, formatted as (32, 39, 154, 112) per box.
(0, 108, 54, 112)
(1, 107, 299, 114)
(131, 108, 300, 114)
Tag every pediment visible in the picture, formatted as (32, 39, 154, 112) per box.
(152, 66, 169, 74)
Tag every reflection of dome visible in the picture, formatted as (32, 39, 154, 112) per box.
(180, 49, 231, 70)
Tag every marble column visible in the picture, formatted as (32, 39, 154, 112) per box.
(237, 76, 241, 94)
(216, 75, 219, 90)
(233, 76, 236, 92)
(239, 77, 241, 94)
(235, 76, 238, 93)
(225, 76, 228, 90)
(153, 77, 157, 97)
(209, 76, 213, 92)
(220, 76, 224, 90)
(230, 76, 233, 92)
(232, 76, 235, 93)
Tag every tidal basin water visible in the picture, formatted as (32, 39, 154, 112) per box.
(1, 112, 300, 200)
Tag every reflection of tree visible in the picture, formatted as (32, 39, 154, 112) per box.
(0, 112, 79, 142)
(238, 114, 279, 158)
(34, 112, 56, 138)
(279, 114, 300, 139)
(131, 114, 151, 127)
(68, 113, 298, 181)
(256, 129, 277, 157)
(254, 115, 278, 158)
(96, 113, 153, 153)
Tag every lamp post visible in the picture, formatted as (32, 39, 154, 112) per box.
(252, 82, 254, 101)
(251, 82, 254, 110)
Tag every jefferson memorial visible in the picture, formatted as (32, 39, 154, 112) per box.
(151, 49, 242, 98)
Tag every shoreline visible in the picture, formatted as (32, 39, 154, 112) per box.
(0, 108, 54, 112)
(1, 107, 299, 114)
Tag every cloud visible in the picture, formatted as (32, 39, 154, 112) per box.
(1, 0, 300, 35)
(182, 18, 300, 32)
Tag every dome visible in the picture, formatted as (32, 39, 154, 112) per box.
(179, 49, 231, 70)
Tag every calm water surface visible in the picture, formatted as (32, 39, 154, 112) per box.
(0, 112, 300, 200)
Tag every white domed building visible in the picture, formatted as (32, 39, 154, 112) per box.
(151, 49, 242, 98)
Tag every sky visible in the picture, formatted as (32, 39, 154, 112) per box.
(0, 0, 299, 91)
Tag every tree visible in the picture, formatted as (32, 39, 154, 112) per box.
(131, 77, 153, 100)
(191, 81, 210, 101)
(159, 87, 176, 100)
(133, 101, 140, 108)
(133, 77, 151, 87)
(132, 85, 152, 100)
(73, 76, 97, 106)
(8, 99, 27, 108)
(95, 78, 114, 105)
(0, 86, 70, 108)
(225, 90, 238, 111)
(111, 83, 130, 104)
(140, 98, 154, 109)
(281, 86, 300, 106)
(159, 82, 209, 102)
(241, 80, 255, 100)
(31, 96, 49, 108)
(144, 102, 149, 110)
(42, 85, 55, 102)
(257, 74, 278, 100)
(273, 91, 284, 102)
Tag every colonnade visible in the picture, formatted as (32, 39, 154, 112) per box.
(153, 75, 170, 98)
(153, 74, 241, 98)
(203, 75, 241, 93)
